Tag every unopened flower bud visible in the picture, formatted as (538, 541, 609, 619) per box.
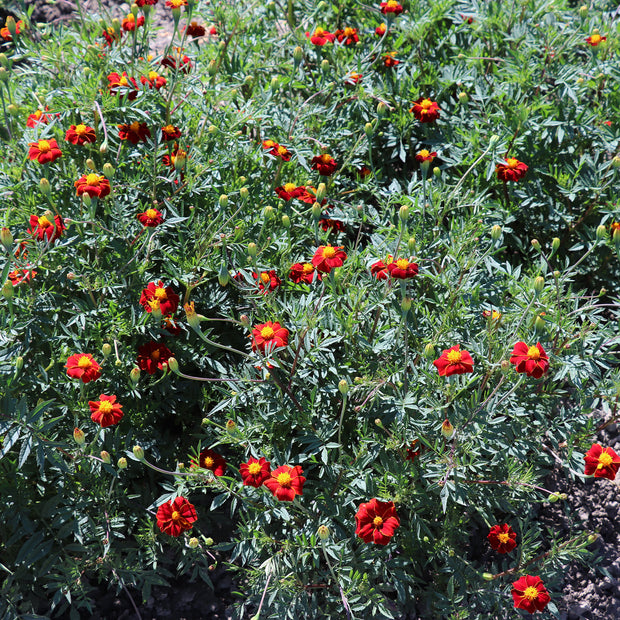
(587, 533, 598, 544)
(423, 343, 435, 359)
(311, 201, 322, 220)
(321, 59, 330, 72)
(0, 227, 13, 251)
(218, 262, 230, 287)
(132, 445, 145, 460)
(317, 525, 330, 540)
(281, 214, 291, 228)
(73, 427, 86, 445)
(174, 150, 186, 171)
(364, 122, 373, 137)
(407, 237, 416, 254)
(219, 194, 228, 208)
(551, 237, 560, 253)
(117, 457, 128, 469)
(534, 314, 546, 332)
(531, 238, 540, 250)
(458, 91, 468, 103)
(374, 418, 383, 428)
(205, 537, 214, 546)
(596, 224, 607, 239)
(433, 166, 441, 178)
(102, 163, 114, 179)
(38, 177, 51, 196)
(247, 242, 257, 258)
(6, 16, 17, 36)
(226, 419, 237, 432)
(239, 314, 250, 327)
(100, 450, 111, 464)
(548, 492, 561, 503)
(102, 343, 112, 358)
(82, 192, 92, 207)
(0, 54, 7, 68)
(188, 537, 199, 548)
(0, 68, 8, 83)
(293, 46, 303, 65)
(86, 158, 96, 171)
(270, 76, 280, 92)
(167, 357, 179, 373)
(239, 186, 249, 200)
(500, 359, 511, 373)
(7, 103, 19, 117)
(377, 101, 389, 119)
(15, 356, 23, 371)
(489, 135, 500, 147)
(614, 228, 620, 249)
(131, 2, 139, 15)
(130, 366, 140, 385)
(2, 280, 14, 299)
(491, 224, 502, 241)
(208, 124, 217, 134)
(441, 419, 455, 440)
(401, 297, 412, 312)
(316, 183, 327, 203)
(533, 276, 545, 295)
(482, 573, 495, 581)
(338, 379, 348, 395)
(399, 205, 409, 222)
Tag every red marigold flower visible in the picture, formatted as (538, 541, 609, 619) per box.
(162, 124, 181, 141)
(137, 341, 173, 374)
(156, 496, 197, 537)
(65, 124, 97, 145)
(8, 268, 36, 286)
(410, 98, 441, 123)
(509, 342, 549, 378)
(275, 183, 304, 202)
(306, 27, 335, 45)
(487, 523, 517, 553)
(311, 154, 338, 176)
(162, 144, 187, 170)
(74, 173, 111, 199)
(118, 121, 151, 144)
(433, 345, 474, 376)
(297, 186, 323, 204)
(28, 139, 62, 165)
(107, 72, 138, 100)
(355, 498, 400, 545)
(195, 448, 227, 476)
(335, 27, 359, 45)
(319, 218, 345, 232)
(139, 280, 180, 316)
(253, 270, 281, 293)
(386, 258, 418, 279)
(380, 0, 403, 15)
(26, 109, 52, 128)
(185, 20, 206, 37)
(89, 394, 124, 428)
(102, 26, 121, 47)
(405, 440, 423, 462)
(138, 207, 164, 227)
(312, 245, 347, 273)
(263, 464, 305, 501)
(0, 18, 23, 42)
(274, 144, 291, 161)
(166, 0, 187, 7)
(289, 262, 321, 284)
(251, 321, 289, 354)
(66, 353, 102, 383)
(28, 214, 65, 242)
(122, 13, 145, 31)
(344, 72, 363, 85)
(383, 51, 400, 67)
(162, 49, 192, 73)
(375, 23, 387, 36)
(358, 165, 372, 178)
(136, 0, 158, 5)
(370, 255, 393, 280)
(240, 456, 271, 487)
(496, 157, 528, 182)
(511, 575, 551, 614)
(209, 25, 218, 35)
(586, 33, 606, 47)
(415, 149, 437, 163)
(584, 444, 620, 481)
(140, 71, 167, 90)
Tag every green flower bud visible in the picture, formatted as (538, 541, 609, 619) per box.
(338, 379, 348, 395)
(0, 54, 8, 68)
(218, 262, 230, 287)
(73, 427, 86, 445)
(534, 314, 546, 333)
(377, 101, 389, 119)
(317, 525, 330, 540)
(489, 134, 500, 147)
(6, 16, 17, 36)
(399, 205, 409, 222)
(0, 227, 13, 251)
(441, 419, 455, 440)
(239, 187, 249, 200)
(587, 533, 598, 544)
(103, 163, 115, 179)
(248, 242, 257, 258)
(321, 59, 330, 73)
(102, 343, 112, 359)
(293, 46, 303, 65)
(167, 357, 179, 373)
(2, 280, 14, 299)
(189, 537, 200, 548)
(100, 450, 111, 464)
(612, 156, 620, 169)
(270, 76, 279, 92)
(311, 201, 322, 220)
(433, 166, 441, 178)
(364, 122, 373, 137)
(208, 124, 217, 134)
(458, 91, 468, 103)
(491, 225, 502, 241)
(315, 183, 327, 203)
(130, 366, 140, 385)
(531, 238, 540, 250)
(596, 224, 607, 239)
(551, 237, 560, 253)
(533, 276, 545, 295)
(7, 103, 19, 117)
(500, 359, 511, 373)
(579, 5, 588, 17)
(239, 314, 250, 327)
(263, 205, 275, 220)
(131, 3, 139, 15)
(39, 177, 51, 195)
(219, 194, 228, 208)
(281, 214, 291, 228)
(401, 297, 412, 312)
(82, 193, 92, 207)
(132, 445, 145, 460)
(408, 237, 416, 253)
(613, 228, 620, 249)
(205, 537, 214, 546)
(423, 343, 435, 359)
(0, 68, 9, 83)
(117, 457, 128, 469)
(374, 418, 384, 428)
(15, 356, 23, 371)
(482, 573, 495, 581)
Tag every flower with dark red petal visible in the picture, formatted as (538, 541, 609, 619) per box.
(433, 345, 474, 376)
(355, 498, 400, 545)
(162, 124, 182, 141)
(89, 394, 124, 428)
(119, 121, 151, 144)
(415, 149, 437, 163)
(26, 109, 52, 128)
(410, 98, 440, 123)
(263, 465, 305, 501)
(122, 13, 145, 31)
(586, 33, 606, 46)
(496, 157, 528, 182)
(240, 457, 271, 487)
(335, 27, 359, 45)
(251, 321, 289, 354)
(509, 341, 549, 378)
(65, 124, 97, 145)
(156, 497, 197, 537)
(375, 23, 387, 36)
(312, 245, 347, 273)
(28, 139, 62, 164)
(275, 183, 304, 202)
(28, 214, 65, 242)
(137, 341, 173, 374)
(107, 72, 139, 100)
(487, 524, 517, 553)
(195, 448, 227, 476)
(139, 280, 179, 316)
(386, 258, 418, 279)
(75, 173, 111, 199)
(66, 353, 102, 383)
(306, 27, 335, 45)
(383, 51, 400, 67)
(289, 262, 321, 284)
(138, 208, 164, 227)
(380, 0, 403, 15)
(185, 21, 206, 37)
(311, 154, 337, 176)
(511, 575, 550, 614)
(141, 71, 167, 90)
(584, 444, 620, 481)
(371, 255, 393, 280)
(253, 270, 281, 293)
(319, 218, 345, 232)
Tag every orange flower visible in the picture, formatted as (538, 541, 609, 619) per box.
(306, 27, 335, 45)
(496, 157, 528, 182)
(585, 33, 606, 46)
(66, 353, 102, 383)
(335, 27, 359, 45)
(312, 245, 347, 273)
(8, 268, 36, 286)
(375, 23, 387, 36)
(355, 498, 400, 545)
(107, 72, 138, 100)
(28, 139, 62, 164)
(122, 13, 145, 32)
(584, 444, 620, 480)
(386, 258, 418, 279)
(89, 394, 124, 428)
(156, 497, 197, 537)
(118, 121, 151, 144)
(75, 173, 111, 199)
(487, 524, 517, 553)
(0, 18, 23, 42)
(65, 124, 97, 145)
(263, 465, 305, 501)
(140, 71, 167, 90)
(509, 342, 549, 378)
(289, 262, 321, 284)
(162, 124, 181, 141)
(166, 0, 187, 7)
(137, 208, 164, 227)
(240, 457, 271, 487)
(28, 214, 65, 242)
(311, 153, 337, 176)
(162, 49, 192, 73)
(383, 51, 400, 67)
(253, 270, 281, 293)
(410, 98, 440, 123)
(433, 345, 474, 376)
(511, 575, 550, 614)
(251, 321, 289, 354)
(380, 0, 403, 15)
(344, 72, 363, 85)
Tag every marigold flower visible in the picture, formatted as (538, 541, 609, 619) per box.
(380, 0, 403, 15)
(289, 262, 320, 284)
(107, 72, 139, 100)
(75, 173, 111, 199)
(415, 149, 437, 163)
(138, 207, 164, 227)
(344, 72, 363, 85)
(27, 109, 51, 127)
(433, 345, 474, 376)
(311, 154, 338, 176)
(383, 51, 400, 67)
(28, 214, 65, 242)
(102, 26, 121, 47)
(511, 575, 551, 614)
(487, 523, 517, 553)
(89, 394, 124, 428)
(208, 25, 218, 35)
(137, 341, 173, 374)
(355, 498, 400, 545)
(28, 139, 62, 165)
(195, 448, 227, 476)
(162, 144, 187, 169)
(306, 27, 335, 45)
(122, 13, 145, 31)
(162, 49, 192, 73)
(586, 33, 606, 46)
(118, 121, 151, 145)
(166, 0, 187, 6)
(251, 321, 289, 354)
(156, 497, 197, 537)
(162, 124, 182, 141)
(375, 23, 387, 36)
(66, 353, 102, 383)
(140, 71, 167, 90)
(509, 342, 549, 378)
(584, 444, 620, 481)
(263, 464, 305, 501)
(335, 27, 359, 45)
(496, 157, 528, 182)
(405, 439, 423, 462)
(370, 255, 393, 280)
(312, 245, 347, 273)
(253, 270, 281, 293)
(482, 309, 502, 321)
(319, 218, 345, 232)
(185, 21, 206, 37)
(65, 124, 97, 145)
(386, 258, 418, 279)
(297, 186, 324, 204)
(240, 457, 271, 487)
(8, 268, 36, 286)
(136, 0, 158, 5)
(0, 18, 23, 42)
(275, 183, 304, 202)
(410, 98, 441, 123)
(140, 281, 179, 316)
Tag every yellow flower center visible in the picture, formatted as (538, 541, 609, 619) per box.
(99, 400, 114, 414)
(248, 462, 261, 475)
(506, 158, 519, 169)
(37, 216, 52, 228)
(590, 34, 601, 44)
(323, 246, 336, 258)
(492, 310, 501, 320)
(598, 452, 613, 468)
(523, 586, 539, 601)
(373, 516, 383, 527)
(149, 71, 159, 80)
(119, 76, 129, 86)
(277, 145, 288, 155)
(203, 456, 214, 468)
(497, 532, 510, 544)
(315, 27, 325, 35)
(259, 272, 271, 284)
(420, 99, 432, 109)
(34, 110, 43, 119)
(320, 154, 332, 163)
(527, 345, 540, 360)
(151, 349, 160, 360)
(344, 27, 355, 36)
(75, 124, 87, 135)
(418, 149, 430, 158)
(154, 287, 168, 300)
(77, 356, 92, 368)
(302, 263, 314, 273)
(130, 121, 141, 132)
(284, 183, 296, 192)
(396, 259, 409, 270)
(169, 0, 185, 7)
(148, 299, 161, 312)
(171, 510, 181, 522)
(38, 140, 51, 153)
(387, 0, 398, 6)
(146, 208, 158, 219)
(86, 173, 101, 185)
(446, 350, 462, 364)
(125, 13, 135, 22)
(163, 124, 175, 133)
(260, 326, 275, 339)
(277, 472, 292, 487)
